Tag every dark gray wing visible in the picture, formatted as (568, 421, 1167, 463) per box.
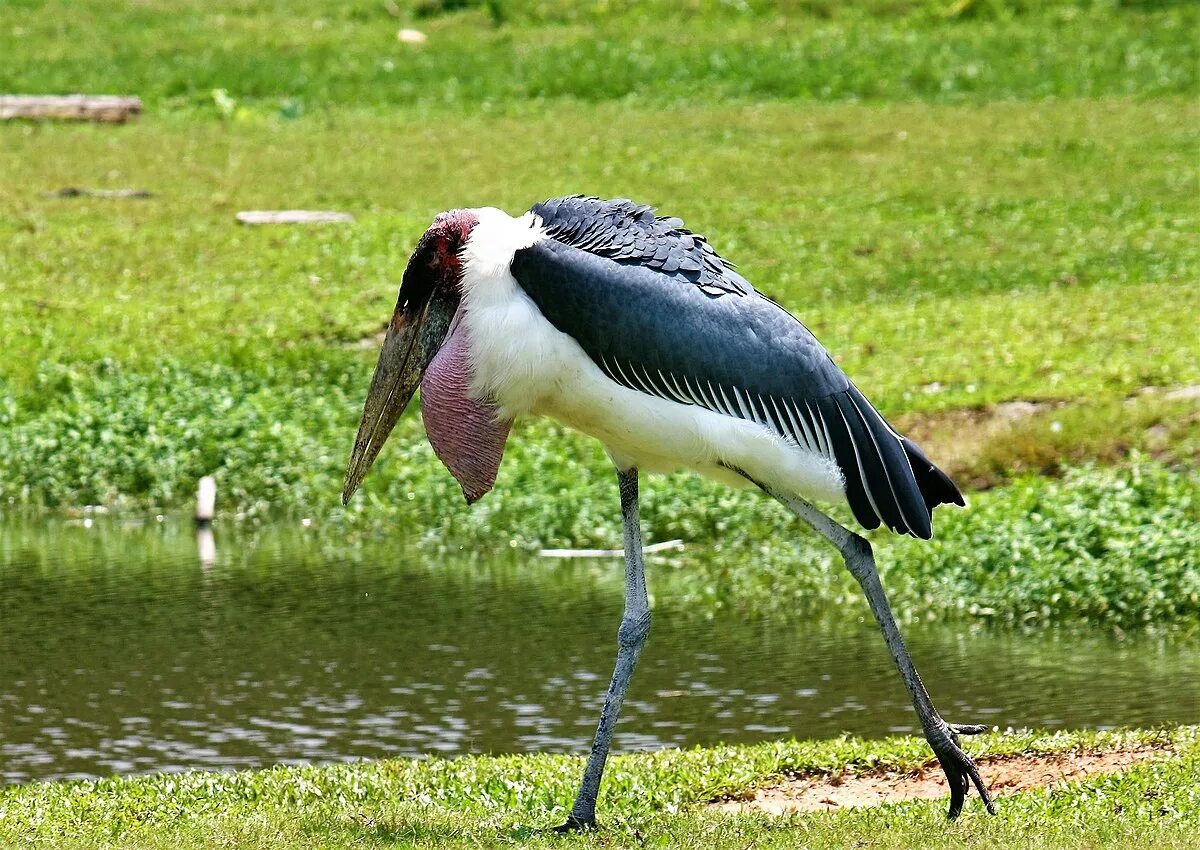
(531, 195, 753, 297)
(510, 237, 963, 539)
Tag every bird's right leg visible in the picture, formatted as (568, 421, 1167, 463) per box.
(765, 487, 996, 820)
(553, 466, 651, 832)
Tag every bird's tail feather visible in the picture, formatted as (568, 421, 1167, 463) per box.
(812, 386, 962, 540)
(900, 436, 965, 512)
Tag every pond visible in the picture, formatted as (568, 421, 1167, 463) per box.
(1, 516, 1196, 785)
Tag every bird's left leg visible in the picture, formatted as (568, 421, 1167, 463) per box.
(553, 466, 651, 832)
(764, 486, 996, 820)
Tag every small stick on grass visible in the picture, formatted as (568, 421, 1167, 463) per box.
(236, 210, 354, 225)
(46, 187, 152, 199)
(539, 539, 684, 558)
(1, 95, 142, 123)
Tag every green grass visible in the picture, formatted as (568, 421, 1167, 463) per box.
(1, 1, 1194, 113)
(6, 97, 1197, 401)
(2, 453, 1194, 628)
(2, 728, 1196, 848)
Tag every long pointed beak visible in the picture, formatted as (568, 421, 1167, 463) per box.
(341, 313, 426, 505)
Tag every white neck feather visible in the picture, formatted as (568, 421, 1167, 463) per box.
(460, 207, 544, 283)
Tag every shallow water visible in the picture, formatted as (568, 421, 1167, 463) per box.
(1, 516, 1196, 784)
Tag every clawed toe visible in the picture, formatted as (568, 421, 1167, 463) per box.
(549, 815, 598, 834)
(928, 719, 997, 819)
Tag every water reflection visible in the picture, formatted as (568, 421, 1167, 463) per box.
(0, 516, 1197, 784)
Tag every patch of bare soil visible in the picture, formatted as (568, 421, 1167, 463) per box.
(896, 384, 1200, 488)
(714, 746, 1176, 814)
(894, 399, 1058, 484)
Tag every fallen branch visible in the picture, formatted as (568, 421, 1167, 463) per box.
(539, 539, 684, 558)
(236, 210, 354, 225)
(46, 187, 152, 199)
(0, 95, 142, 123)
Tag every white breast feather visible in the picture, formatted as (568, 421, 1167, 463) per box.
(457, 207, 845, 504)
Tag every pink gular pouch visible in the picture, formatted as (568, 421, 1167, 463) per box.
(420, 312, 512, 504)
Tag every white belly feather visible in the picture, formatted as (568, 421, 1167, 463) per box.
(457, 207, 846, 504)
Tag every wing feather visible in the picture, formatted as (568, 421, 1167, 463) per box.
(781, 398, 815, 454)
(531, 195, 752, 296)
(844, 389, 931, 538)
(833, 398, 886, 530)
(667, 371, 695, 405)
(509, 212, 960, 538)
(805, 401, 833, 462)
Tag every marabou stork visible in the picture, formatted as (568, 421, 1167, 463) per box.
(342, 196, 996, 828)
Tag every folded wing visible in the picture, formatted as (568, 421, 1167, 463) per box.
(511, 219, 963, 539)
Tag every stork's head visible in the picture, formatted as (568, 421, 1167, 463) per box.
(341, 209, 479, 504)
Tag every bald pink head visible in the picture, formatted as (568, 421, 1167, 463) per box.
(394, 209, 479, 314)
(414, 209, 511, 503)
(343, 208, 490, 504)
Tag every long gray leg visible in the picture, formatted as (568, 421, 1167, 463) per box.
(555, 467, 651, 831)
(764, 485, 996, 819)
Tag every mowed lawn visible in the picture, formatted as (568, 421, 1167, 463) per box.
(1, 95, 1197, 405)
